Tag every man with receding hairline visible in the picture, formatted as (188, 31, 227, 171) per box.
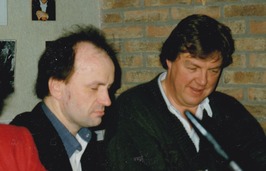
(11, 25, 120, 171)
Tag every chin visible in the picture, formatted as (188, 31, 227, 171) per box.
(91, 119, 103, 127)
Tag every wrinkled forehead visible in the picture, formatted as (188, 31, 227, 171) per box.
(179, 52, 223, 67)
(189, 51, 222, 62)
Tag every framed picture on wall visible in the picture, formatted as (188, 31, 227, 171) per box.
(32, 0, 56, 21)
(0, 40, 16, 91)
(0, 0, 7, 25)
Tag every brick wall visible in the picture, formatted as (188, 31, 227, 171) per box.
(100, 0, 266, 133)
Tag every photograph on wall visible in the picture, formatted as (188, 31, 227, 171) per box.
(32, 0, 56, 21)
(0, 40, 16, 92)
(0, 0, 7, 25)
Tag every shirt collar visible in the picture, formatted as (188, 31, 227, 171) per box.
(157, 72, 213, 119)
(39, 0, 48, 11)
(41, 102, 91, 158)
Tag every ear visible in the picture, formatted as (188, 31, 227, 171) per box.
(166, 59, 172, 69)
(48, 77, 63, 99)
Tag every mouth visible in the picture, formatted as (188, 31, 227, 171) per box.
(94, 110, 105, 117)
(190, 87, 204, 95)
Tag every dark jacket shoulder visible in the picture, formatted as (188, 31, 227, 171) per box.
(10, 103, 72, 171)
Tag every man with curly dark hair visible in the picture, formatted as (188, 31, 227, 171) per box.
(106, 14, 266, 171)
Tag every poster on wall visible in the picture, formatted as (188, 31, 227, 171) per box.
(0, 40, 16, 92)
(32, 0, 56, 21)
(0, 0, 7, 25)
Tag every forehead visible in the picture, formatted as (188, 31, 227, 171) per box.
(74, 42, 108, 64)
(72, 42, 114, 75)
(181, 52, 222, 64)
(74, 41, 101, 57)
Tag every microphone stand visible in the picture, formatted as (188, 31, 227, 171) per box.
(184, 110, 243, 171)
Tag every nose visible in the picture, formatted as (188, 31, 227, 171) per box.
(98, 90, 112, 107)
(196, 70, 208, 86)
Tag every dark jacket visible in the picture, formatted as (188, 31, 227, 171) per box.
(10, 103, 107, 171)
(106, 75, 266, 171)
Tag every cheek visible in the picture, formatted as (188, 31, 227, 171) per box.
(63, 87, 84, 106)
(178, 72, 194, 84)
(60, 91, 75, 115)
(171, 66, 188, 81)
(79, 91, 98, 105)
(66, 90, 71, 100)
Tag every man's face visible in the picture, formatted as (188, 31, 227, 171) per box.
(57, 42, 114, 133)
(164, 52, 222, 112)
(41, 0, 48, 4)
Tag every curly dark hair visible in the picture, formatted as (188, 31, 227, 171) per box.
(35, 25, 120, 99)
(159, 14, 235, 69)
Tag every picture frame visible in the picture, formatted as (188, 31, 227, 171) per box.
(32, 0, 56, 21)
(0, 40, 16, 90)
(0, 0, 7, 25)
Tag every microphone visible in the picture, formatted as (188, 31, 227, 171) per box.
(184, 110, 242, 171)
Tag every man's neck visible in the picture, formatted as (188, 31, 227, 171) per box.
(43, 97, 80, 135)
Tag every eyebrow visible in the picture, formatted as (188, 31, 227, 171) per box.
(88, 81, 113, 88)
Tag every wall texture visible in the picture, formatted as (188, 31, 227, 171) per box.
(0, 0, 100, 122)
(100, 0, 266, 132)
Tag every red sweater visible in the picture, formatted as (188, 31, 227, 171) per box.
(0, 124, 46, 171)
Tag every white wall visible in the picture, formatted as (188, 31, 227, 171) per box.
(0, 0, 100, 122)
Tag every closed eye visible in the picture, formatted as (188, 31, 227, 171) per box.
(89, 85, 99, 91)
(91, 88, 98, 91)
(209, 68, 221, 74)
(187, 67, 197, 72)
